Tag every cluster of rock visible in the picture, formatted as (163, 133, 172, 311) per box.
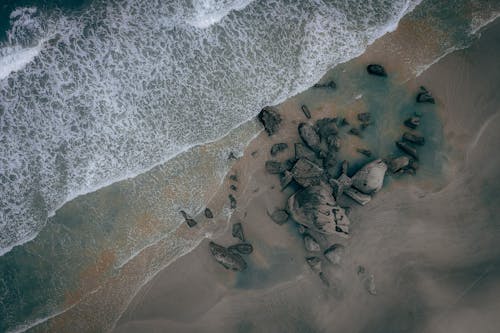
(209, 222, 253, 271)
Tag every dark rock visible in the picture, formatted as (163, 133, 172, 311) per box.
(258, 106, 282, 136)
(291, 158, 324, 187)
(388, 156, 410, 173)
(283, 158, 296, 171)
(297, 224, 307, 234)
(357, 112, 371, 123)
(324, 244, 345, 265)
(416, 86, 435, 103)
(294, 143, 322, 165)
(269, 209, 289, 225)
(326, 135, 341, 151)
(180, 210, 197, 228)
(349, 127, 361, 136)
(232, 222, 245, 242)
(341, 160, 349, 174)
(403, 132, 425, 145)
(315, 118, 338, 142)
(306, 256, 322, 273)
(229, 194, 237, 209)
(298, 123, 321, 152)
(228, 243, 253, 255)
(339, 118, 349, 127)
(366, 64, 387, 77)
(265, 160, 285, 174)
(270, 143, 288, 156)
(204, 208, 214, 219)
(396, 141, 418, 160)
(356, 148, 372, 157)
(313, 80, 336, 89)
(280, 170, 294, 190)
(323, 151, 337, 177)
(230, 174, 238, 182)
(288, 184, 350, 236)
(304, 234, 321, 252)
(228, 152, 238, 160)
(408, 159, 419, 172)
(404, 116, 420, 129)
(230, 184, 237, 191)
(301, 105, 312, 119)
(209, 241, 247, 271)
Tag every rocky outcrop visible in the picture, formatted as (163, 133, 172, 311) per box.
(209, 241, 247, 271)
(298, 123, 321, 152)
(366, 64, 387, 77)
(258, 106, 282, 136)
(291, 158, 324, 187)
(287, 184, 350, 237)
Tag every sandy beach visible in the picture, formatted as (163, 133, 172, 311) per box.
(113, 14, 500, 333)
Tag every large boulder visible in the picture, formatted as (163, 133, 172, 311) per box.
(258, 106, 282, 136)
(298, 123, 321, 152)
(416, 86, 435, 103)
(366, 64, 387, 77)
(287, 184, 350, 236)
(209, 242, 247, 271)
(351, 159, 387, 194)
(291, 158, 324, 187)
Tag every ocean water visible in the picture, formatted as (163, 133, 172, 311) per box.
(0, 0, 498, 332)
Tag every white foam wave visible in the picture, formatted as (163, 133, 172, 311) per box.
(0, 41, 43, 80)
(188, 0, 255, 28)
(0, 0, 423, 257)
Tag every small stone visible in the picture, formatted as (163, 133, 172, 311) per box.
(204, 208, 214, 219)
(230, 174, 238, 182)
(265, 160, 285, 174)
(357, 112, 371, 123)
(306, 256, 322, 273)
(209, 241, 247, 271)
(228, 152, 238, 160)
(258, 106, 282, 136)
(270, 143, 288, 156)
(229, 194, 237, 209)
(396, 141, 418, 160)
(301, 105, 312, 119)
(180, 210, 197, 228)
(416, 86, 435, 104)
(366, 64, 387, 77)
(339, 118, 349, 127)
(230, 184, 237, 191)
(356, 148, 372, 157)
(313, 80, 336, 89)
(304, 234, 321, 252)
(349, 127, 361, 136)
(389, 156, 410, 173)
(404, 116, 420, 129)
(324, 244, 345, 265)
(269, 209, 289, 225)
(297, 224, 307, 234)
(232, 222, 245, 242)
(403, 132, 425, 145)
(228, 243, 253, 255)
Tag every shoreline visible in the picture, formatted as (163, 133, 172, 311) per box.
(114, 15, 500, 333)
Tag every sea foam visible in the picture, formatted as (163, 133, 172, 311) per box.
(0, 0, 421, 256)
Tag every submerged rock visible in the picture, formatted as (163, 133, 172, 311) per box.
(232, 222, 245, 242)
(403, 132, 425, 145)
(396, 141, 418, 160)
(404, 116, 420, 129)
(287, 184, 350, 236)
(324, 244, 345, 265)
(319, 272, 330, 287)
(313, 80, 336, 89)
(416, 86, 435, 103)
(180, 210, 197, 228)
(209, 241, 247, 271)
(301, 105, 312, 119)
(303, 234, 321, 252)
(357, 112, 371, 123)
(204, 208, 214, 219)
(351, 159, 387, 194)
(265, 160, 285, 174)
(349, 127, 361, 136)
(306, 256, 322, 273)
(367, 64, 387, 77)
(258, 106, 282, 136)
(228, 243, 253, 255)
(356, 148, 372, 157)
(229, 194, 237, 209)
(269, 209, 289, 225)
(230, 184, 237, 191)
(298, 123, 321, 152)
(270, 143, 288, 156)
(291, 158, 324, 187)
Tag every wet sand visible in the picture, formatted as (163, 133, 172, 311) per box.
(114, 19, 500, 333)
